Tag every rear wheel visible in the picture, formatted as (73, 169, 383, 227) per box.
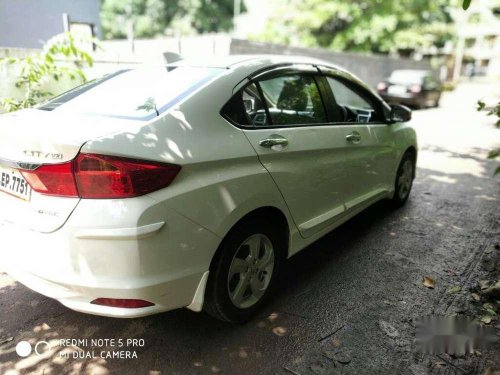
(390, 151, 415, 207)
(203, 217, 285, 323)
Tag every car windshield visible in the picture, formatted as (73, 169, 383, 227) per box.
(389, 70, 427, 85)
(38, 66, 223, 120)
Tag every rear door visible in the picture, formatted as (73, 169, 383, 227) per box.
(319, 68, 394, 211)
(222, 65, 348, 238)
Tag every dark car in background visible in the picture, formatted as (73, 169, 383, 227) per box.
(377, 69, 442, 109)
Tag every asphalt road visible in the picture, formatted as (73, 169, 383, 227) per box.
(0, 80, 499, 375)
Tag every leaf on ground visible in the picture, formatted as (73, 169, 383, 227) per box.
(480, 315, 492, 324)
(423, 276, 435, 289)
(0, 337, 13, 346)
(448, 285, 461, 294)
(479, 280, 490, 290)
(331, 337, 341, 348)
(334, 351, 351, 365)
(483, 304, 497, 316)
(379, 320, 399, 338)
(471, 293, 481, 301)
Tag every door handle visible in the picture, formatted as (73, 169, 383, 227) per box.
(259, 135, 289, 148)
(346, 132, 361, 144)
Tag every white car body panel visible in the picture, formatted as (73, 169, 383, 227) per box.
(0, 55, 417, 317)
(243, 126, 347, 238)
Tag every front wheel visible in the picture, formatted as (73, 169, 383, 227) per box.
(390, 151, 415, 207)
(203, 217, 285, 323)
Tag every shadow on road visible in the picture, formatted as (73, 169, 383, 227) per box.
(0, 143, 498, 375)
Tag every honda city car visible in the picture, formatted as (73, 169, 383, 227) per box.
(0, 55, 416, 323)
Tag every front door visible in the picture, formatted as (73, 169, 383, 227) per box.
(322, 74, 393, 211)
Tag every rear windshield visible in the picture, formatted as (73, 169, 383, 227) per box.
(389, 70, 427, 85)
(38, 66, 223, 120)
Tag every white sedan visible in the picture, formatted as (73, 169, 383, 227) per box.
(0, 55, 416, 323)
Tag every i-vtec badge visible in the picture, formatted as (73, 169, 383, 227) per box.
(23, 150, 63, 160)
(35, 209, 60, 217)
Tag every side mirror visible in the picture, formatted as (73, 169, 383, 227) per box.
(389, 104, 412, 123)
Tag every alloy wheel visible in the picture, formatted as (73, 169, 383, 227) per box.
(397, 159, 413, 199)
(227, 234, 275, 309)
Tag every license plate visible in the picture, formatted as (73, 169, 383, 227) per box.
(388, 85, 408, 96)
(0, 165, 32, 201)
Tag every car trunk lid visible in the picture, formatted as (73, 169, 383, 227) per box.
(0, 109, 140, 233)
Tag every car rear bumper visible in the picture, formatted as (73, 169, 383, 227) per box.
(0, 195, 221, 318)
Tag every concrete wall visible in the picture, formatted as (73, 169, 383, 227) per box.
(0, 36, 434, 113)
(230, 39, 433, 88)
(0, 0, 101, 49)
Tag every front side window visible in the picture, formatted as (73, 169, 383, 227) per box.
(258, 74, 327, 126)
(39, 67, 223, 121)
(326, 77, 379, 123)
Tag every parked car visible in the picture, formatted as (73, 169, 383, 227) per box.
(377, 69, 442, 109)
(0, 55, 417, 323)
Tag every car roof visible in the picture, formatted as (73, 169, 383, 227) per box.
(171, 54, 341, 70)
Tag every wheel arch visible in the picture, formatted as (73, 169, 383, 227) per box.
(404, 146, 417, 178)
(208, 206, 291, 273)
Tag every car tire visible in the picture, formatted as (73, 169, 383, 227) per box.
(203, 216, 286, 323)
(390, 151, 415, 207)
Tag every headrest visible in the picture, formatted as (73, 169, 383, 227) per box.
(277, 79, 308, 111)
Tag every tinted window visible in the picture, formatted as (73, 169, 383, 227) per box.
(221, 83, 270, 127)
(39, 67, 223, 120)
(327, 77, 378, 123)
(259, 75, 327, 126)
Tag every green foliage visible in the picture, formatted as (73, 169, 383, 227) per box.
(101, 0, 246, 39)
(477, 100, 500, 175)
(462, 0, 472, 10)
(0, 32, 95, 112)
(256, 0, 454, 54)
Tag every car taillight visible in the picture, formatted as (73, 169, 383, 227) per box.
(410, 84, 422, 93)
(21, 153, 181, 199)
(377, 82, 387, 91)
(21, 162, 79, 197)
(91, 298, 154, 308)
(75, 154, 181, 199)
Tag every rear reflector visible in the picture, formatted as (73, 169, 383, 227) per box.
(20, 153, 181, 199)
(91, 298, 154, 309)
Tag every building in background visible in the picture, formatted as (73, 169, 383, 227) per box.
(0, 0, 101, 49)
(453, 0, 500, 79)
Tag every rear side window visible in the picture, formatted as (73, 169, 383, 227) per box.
(221, 83, 270, 126)
(39, 67, 223, 121)
(259, 75, 327, 126)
